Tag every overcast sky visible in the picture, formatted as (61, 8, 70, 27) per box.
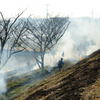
(0, 0, 100, 18)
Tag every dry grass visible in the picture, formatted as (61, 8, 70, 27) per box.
(12, 49, 100, 100)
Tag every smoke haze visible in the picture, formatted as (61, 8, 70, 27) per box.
(2, 17, 100, 72)
(0, 17, 100, 95)
(44, 17, 100, 66)
(0, 71, 7, 94)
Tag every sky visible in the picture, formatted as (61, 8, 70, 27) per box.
(0, 0, 100, 18)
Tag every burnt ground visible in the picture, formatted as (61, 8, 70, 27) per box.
(12, 49, 100, 100)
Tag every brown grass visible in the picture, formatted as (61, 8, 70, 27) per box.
(12, 49, 100, 100)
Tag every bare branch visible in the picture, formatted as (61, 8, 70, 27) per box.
(23, 16, 70, 70)
(0, 12, 26, 68)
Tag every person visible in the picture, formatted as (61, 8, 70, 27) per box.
(58, 58, 64, 70)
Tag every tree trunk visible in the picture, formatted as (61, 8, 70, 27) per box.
(41, 56, 44, 72)
(41, 53, 45, 72)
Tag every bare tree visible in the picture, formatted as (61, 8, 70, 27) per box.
(0, 12, 27, 69)
(22, 17, 70, 71)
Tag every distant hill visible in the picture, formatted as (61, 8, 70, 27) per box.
(12, 49, 100, 100)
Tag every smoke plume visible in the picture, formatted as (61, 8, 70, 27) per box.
(0, 70, 7, 94)
(2, 17, 100, 72)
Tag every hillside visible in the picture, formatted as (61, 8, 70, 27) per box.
(11, 49, 100, 100)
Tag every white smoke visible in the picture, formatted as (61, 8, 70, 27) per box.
(44, 17, 100, 66)
(0, 17, 99, 97)
(2, 17, 100, 71)
(70, 18, 100, 56)
(44, 32, 75, 66)
(0, 70, 7, 94)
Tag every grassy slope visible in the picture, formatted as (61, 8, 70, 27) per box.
(12, 49, 100, 100)
(6, 69, 50, 100)
(13, 50, 100, 100)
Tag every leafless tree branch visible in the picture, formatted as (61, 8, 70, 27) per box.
(22, 17, 70, 71)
